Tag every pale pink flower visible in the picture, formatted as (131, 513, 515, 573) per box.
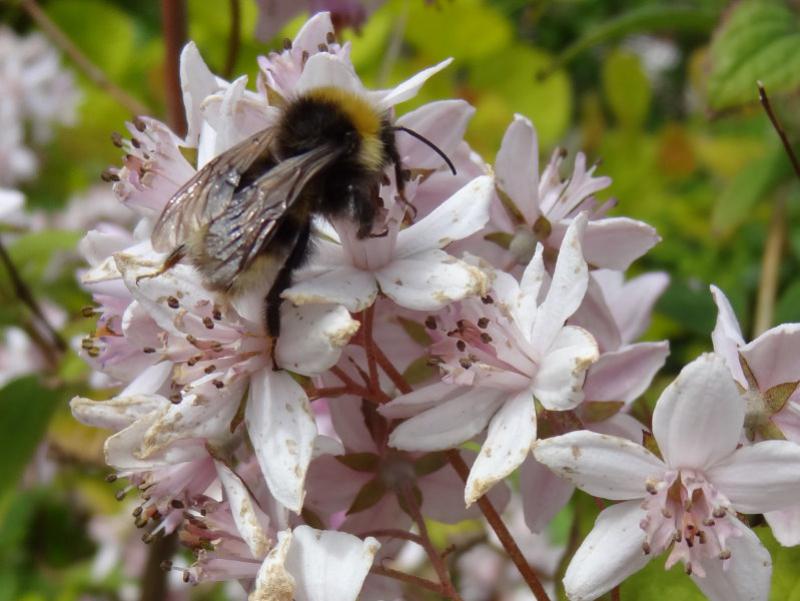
(382, 214, 598, 505)
(485, 114, 659, 271)
(711, 284, 800, 545)
(534, 353, 800, 601)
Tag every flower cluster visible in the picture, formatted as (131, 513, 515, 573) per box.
(71, 12, 800, 601)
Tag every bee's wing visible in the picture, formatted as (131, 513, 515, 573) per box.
(151, 128, 277, 252)
(199, 144, 342, 291)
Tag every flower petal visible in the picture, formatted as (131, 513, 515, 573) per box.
(568, 217, 660, 271)
(530, 213, 589, 351)
(740, 323, 800, 393)
(379, 382, 466, 419)
(179, 42, 219, 147)
(283, 267, 378, 313)
(295, 53, 363, 96)
(465, 389, 537, 505)
(706, 440, 800, 513)
(388, 388, 505, 452)
(276, 303, 360, 376)
(652, 353, 744, 470)
(583, 342, 669, 404)
(396, 176, 493, 257)
(251, 529, 295, 601)
(374, 59, 453, 110)
(531, 325, 598, 411)
(564, 501, 651, 601)
(520, 454, 575, 532)
(710, 285, 747, 386)
(764, 506, 800, 547)
(376, 249, 486, 311)
(396, 100, 475, 170)
(286, 526, 379, 601)
(533, 430, 664, 500)
(690, 517, 771, 601)
(245, 370, 317, 512)
(495, 114, 540, 225)
(215, 460, 272, 558)
(595, 269, 669, 344)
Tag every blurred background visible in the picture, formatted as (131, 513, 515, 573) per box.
(2, 0, 800, 599)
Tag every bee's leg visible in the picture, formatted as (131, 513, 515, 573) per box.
(135, 245, 186, 285)
(265, 220, 312, 370)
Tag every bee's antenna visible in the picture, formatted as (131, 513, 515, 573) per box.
(393, 126, 457, 176)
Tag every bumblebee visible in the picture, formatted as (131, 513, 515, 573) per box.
(146, 85, 454, 343)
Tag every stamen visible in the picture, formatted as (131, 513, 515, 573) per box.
(167, 296, 180, 309)
(477, 317, 489, 328)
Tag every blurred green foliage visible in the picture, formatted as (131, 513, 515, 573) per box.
(3, 0, 800, 599)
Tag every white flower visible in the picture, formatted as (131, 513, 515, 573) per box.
(382, 214, 598, 505)
(534, 353, 800, 601)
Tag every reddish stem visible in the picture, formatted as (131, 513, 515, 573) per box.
(362, 305, 381, 394)
(370, 342, 412, 394)
(161, 0, 188, 136)
(447, 450, 552, 601)
(611, 586, 621, 601)
(356, 528, 425, 546)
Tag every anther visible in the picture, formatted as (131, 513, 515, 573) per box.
(456, 340, 466, 352)
(142, 532, 154, 544)
(171, 499, 185, 509)
(169, 393, 181, 404)
(459, 358, 472, 369)
(712, 507, 726, 518)
(672, 530, 682, 543)
(702, 518, 716, 527)
(212, 308, 222, 320)
(642, 541, 651, 555)
(481, 295, 494, 304)
(425, 316, 437, 329)
(697, 531, 707, 544)
(283, 38, 292, 50)
(100, 168, 119, 182)
(212, 379, 224, 389)
(480, 333, 492, 344)
(130, 137, 141, 149)
(326, 31, 335, 44)
(318, 43, 328, 52)
(167, 296, 179, 309)
(132, 506, 143, 517)
(477, 317, 489, 328)
(133, 117, 146, 132)
(645, 480, 658, 495)
(81, 306, 97, 317)
(160, 560, 173, 571)
(111, 132, 124, 147)
(204, 364, 216, 374)
(81, 337, 95, 349)
(105, 474, 118, 483)
(718, 549, 731, 560)
(115, 489, 128, 501)
(183, 570, 190, 583)
(685, 562, 693, 576)
(87, 347, 100, 357)
(143, 347, 156, 354)
(661, 507, 672, 518)
(202, 316, 214, 329)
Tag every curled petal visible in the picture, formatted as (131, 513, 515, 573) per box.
(710, 285, 747, 386)
(495, 114, 540, 224)
(215, 460, 272, 558)
(283, 267, 378, 313)
(520, 454, 575, 533)
(374, 59, 453, 110)
(531, 326, 598, 411)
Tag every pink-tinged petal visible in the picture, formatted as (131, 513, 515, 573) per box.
(690, 517, 770, 601)
(105, 416, 206, 470)
(276, 303, 360, 376)
(283, 266, 378, 313)
(296, 53, 363, 96)
(652, 353, 744, 470)
(286, 526, 379, 601)
(379, 382, 465, 419)
(396, 100, 475, 170)
(292, 12, 335, 53)
(388, 388, 505, 452)
(465, 389, 537, 505)
(531, 326, 598, 411)
(245, 370, 317, 512)
(305, 455, 369, 518)
(179, 42, 219, 147)
(710, 285, 747, 385)
(495, 114, 540, 225)
(593, 270, 669, 344)
(374, 59, 453, 110)
(563, 501, 651, 601)
(530, 214, 589, 351)
(515, 245, 545, 336)
(568, 275, 622, 353)
(568, 217, 660, 271)
(533, 431, 664, 500)
(375, 249, 486, 311)
(764, 506, 800, 546)
(706, 440, 800, 513)
(418, 451, 510, 523)
(520, 454, 575, 533)
(590, 412, 647, 443)
(70, 393, 168, 432)
(397, 176, 493, 257)
(584, 342, 669, 404)
(215, 460, 272, 558)
(330, 396, 377, 452)
(741, 323, 800, 392)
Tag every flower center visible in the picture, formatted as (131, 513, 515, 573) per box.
(640, 469, 741, 577)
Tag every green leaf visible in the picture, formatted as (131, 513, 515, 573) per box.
(712, 147, 791, 235)
(346, 477, 387, 515)
(0, 378, 60, 498)
(620, 558, 705, 600)
(708, 1, 800, 109)
(756, 526, 800, 598)
(602, 50, 651, 129)
(7, 231, 83, 285)
(413, 452, 448, 477)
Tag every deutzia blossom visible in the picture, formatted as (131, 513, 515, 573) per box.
(486, 114, 659, 271)
(382, 213, 598, 505)
(711, 284, 800, 546)
(534, 353, 800, 601)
